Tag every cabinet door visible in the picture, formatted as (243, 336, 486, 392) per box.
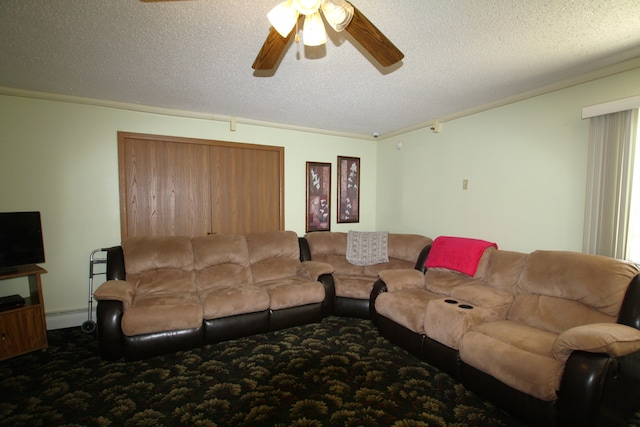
(0, 307, 47, 360)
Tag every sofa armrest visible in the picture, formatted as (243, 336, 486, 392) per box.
(414, 243, 432, 273)
(298, 237, 312, 262)
(552, 323, 640, 362)
(94, 280, 135, 308)
(618, 274, 640, 329)
(370, 279, 388, 323)
(106, 246, 126, 280)
(96, 299, 125, 360)
(297, 261, 335, 281)
(377, 269, 425, 292)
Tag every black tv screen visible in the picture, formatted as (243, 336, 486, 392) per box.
(0, 211, 46, 272)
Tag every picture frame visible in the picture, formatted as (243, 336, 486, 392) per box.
(306, 161, 331, 232)
(337, 156, 360, 223)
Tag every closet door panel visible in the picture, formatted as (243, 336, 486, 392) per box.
(210, 145, 283, 234)
(118, 132, 284, 239)
(119, 137, 211, 238)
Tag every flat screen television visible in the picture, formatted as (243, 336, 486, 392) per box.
(0, 211, 46, 274)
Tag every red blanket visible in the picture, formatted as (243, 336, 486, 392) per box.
(425, 236, 497, 276)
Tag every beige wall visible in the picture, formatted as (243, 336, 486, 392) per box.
(1, 66, 639, 317)
(376, 67, 640, 253)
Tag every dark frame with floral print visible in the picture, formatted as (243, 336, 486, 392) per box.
(306, 161, 332, 232)
(337, 156, 360, 223)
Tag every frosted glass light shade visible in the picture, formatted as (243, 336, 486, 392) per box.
(302, 11, 327, 46)
(292, 0, 322, 15)
(321, 0, 354, 32)
(267, 1, 299, 37)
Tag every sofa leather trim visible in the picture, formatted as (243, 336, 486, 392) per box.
(376, 314, 424, 359)
(335, 296, 370, 319)
(204, 311, 270, 344)
(459, 361, 558, 427)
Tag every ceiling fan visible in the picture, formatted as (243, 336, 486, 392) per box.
(252, 0, 404, 71)
(140, 0, 404, 71)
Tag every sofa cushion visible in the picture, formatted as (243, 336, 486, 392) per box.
(121, 292, 203, 336)
(334, 275, 376, 299)
(192, 234, 253, 290)
(424, 270, 482, 295)
(377, 269, 426, 292)
(508, 294, 614, 334)
(375, 289, 441, 334)
(123, 236, 194, 275)
(128, 269, 196, 295)
(386, 234, 433, 262)
(516, 251, 637, 317)
(256, 276, 325, 310)
(477, 249, 527, 293)
(362, 258, 418, 277)
(198, 286, 270, 319)
(460, 320, 563, 401)
(305, 232, 364, 276)
(305, 231, 348, 256)
(247, 230, 300, 283)
(122, 236, 195, 294)
(312, 254, 364, 276)
(449, 283, 513, 308)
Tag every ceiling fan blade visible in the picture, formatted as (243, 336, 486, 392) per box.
(345, 6, 404, 67)
(252, 27, 293, 70)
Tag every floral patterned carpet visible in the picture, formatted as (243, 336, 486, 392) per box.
(1, 316, 638, 426)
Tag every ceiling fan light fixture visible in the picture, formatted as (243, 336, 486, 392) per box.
(292, 0, 322, 15)
(320, 0, 354, 32)
(267, 1, 300, 38)
(302, 11, 327, 46)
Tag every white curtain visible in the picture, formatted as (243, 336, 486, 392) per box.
(583, 109, 638, 258)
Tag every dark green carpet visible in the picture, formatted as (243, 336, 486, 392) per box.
(0, 316, 637, 426)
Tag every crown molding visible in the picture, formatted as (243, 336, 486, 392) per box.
(2, 55, 639, 142)
(0, 86, 371, 141)
(381, 56, 640, 140)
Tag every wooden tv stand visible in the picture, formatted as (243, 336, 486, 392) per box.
(0, 265, 48, 361)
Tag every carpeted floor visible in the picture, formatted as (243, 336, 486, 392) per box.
(0, 316, 638, 426)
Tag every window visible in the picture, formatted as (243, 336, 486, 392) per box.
(582, 105, 638, 260)
(626, 118, 640, 263)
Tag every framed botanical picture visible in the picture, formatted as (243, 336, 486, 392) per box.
(337, 156, 360, 223)
(306, 161, 331, 232)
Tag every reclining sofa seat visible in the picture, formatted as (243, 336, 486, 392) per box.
(94, 231, 334, 361)
(300, 232, 432, 318)
(371, 243, 640, 426)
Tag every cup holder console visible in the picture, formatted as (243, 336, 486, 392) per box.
(443, 299, 473, 309)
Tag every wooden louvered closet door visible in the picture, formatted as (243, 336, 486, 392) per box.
(118, 132, 284, 239)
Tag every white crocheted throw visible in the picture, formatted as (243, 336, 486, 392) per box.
(346, 231, 389, 266)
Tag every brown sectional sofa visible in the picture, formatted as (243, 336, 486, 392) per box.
(300, 231, 432, 318)
(93, 228, 640, 425)
(371, 238, 640, 426)
(94, 230, 335, 360)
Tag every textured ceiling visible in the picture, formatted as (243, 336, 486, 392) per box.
(1, 0, 640, 138)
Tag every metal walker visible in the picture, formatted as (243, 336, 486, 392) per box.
(82, 248, 109, 334)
